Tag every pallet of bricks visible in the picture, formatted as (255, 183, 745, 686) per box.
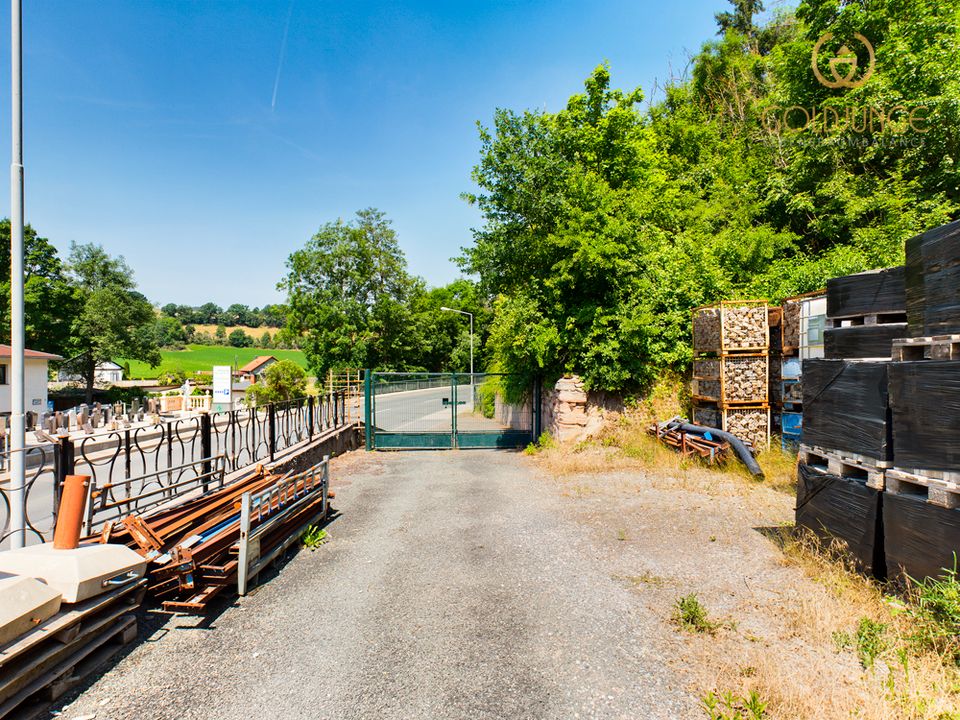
(778, 290, 827, 451)
(796, 265, 904, 578)
(881, 219, 960, 582)
(691, 300, 770, 451)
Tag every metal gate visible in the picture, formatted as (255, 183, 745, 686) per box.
(364, 372, 538, 450)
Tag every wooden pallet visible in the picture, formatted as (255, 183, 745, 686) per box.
(798, 445, 888, 489)
(0, 581, 144, 720)
(885, 468, 960, 509)
(828, 312, 908, 328)
(891, 335, 960, 361)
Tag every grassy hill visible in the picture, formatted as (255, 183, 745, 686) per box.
(121, 345, 310, 379)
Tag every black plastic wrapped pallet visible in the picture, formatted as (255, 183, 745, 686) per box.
(884, 492, 960, 582)
(888, 361, 960, 470)
(826, 266, 906, 319)
(796, 463, 884, 578)
(823, 323, 907, 359)
(905, 219, 960, 336)
(801, 359, 891, 460)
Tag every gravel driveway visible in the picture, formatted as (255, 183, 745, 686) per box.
(55, 450, 697, 720)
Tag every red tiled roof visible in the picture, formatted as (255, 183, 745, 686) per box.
(0, 344, 62, 360)
(237, 356, 276, 373)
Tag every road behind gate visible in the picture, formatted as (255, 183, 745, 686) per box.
(57, 451, 696, 720)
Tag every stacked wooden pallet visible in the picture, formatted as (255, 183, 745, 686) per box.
(691, 300, 770, 450)
(0, 580, 145, 720)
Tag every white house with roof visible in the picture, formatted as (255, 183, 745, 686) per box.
(0, 344, 61, 415)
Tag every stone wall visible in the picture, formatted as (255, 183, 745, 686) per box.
(541, 375, 622, 443)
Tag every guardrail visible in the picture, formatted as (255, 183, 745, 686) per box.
(237, 457, 329, 595)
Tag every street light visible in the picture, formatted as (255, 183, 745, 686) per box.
(440, 307, 473, 377)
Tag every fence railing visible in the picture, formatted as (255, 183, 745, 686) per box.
(0, 393, 347, 548)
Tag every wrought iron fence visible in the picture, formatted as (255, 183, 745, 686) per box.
(0, 393, 347, 548)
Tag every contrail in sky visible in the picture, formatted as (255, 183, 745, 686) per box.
(271, 0, 295, 111)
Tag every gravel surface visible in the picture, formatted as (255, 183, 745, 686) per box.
(55, 450, 698, 720)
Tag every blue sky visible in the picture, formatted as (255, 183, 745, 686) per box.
(0, 0, 730, 307)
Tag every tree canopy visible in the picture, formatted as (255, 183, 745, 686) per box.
(461, 0, 960, 392)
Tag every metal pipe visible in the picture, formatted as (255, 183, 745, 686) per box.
(676, 422, 765, 478)
(9, 0, 25, 548)
(53, 475, 90, 550)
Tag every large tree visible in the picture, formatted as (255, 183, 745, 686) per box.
(66, 243, 160, 402)
(281, 208, 421, 376)
(0, 220, 77, 355)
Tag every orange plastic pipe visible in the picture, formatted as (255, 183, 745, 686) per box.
(53, 474, 91, 550)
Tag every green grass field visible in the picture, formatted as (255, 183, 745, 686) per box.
(121, 345, 310, 379)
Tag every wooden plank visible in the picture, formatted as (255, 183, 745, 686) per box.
(0, 579, 145, 666)
(0, 615, 136, 720)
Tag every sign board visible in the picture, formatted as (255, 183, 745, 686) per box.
(212, 365, 232, 410)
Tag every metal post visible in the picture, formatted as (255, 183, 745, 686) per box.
(268, 403, 276, 461)
(9, 0, 25, 548)
(200, 413, 212, 493)
(364, 370, 372, 451)
(307, 395, 314, 439)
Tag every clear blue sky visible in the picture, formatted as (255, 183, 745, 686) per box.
(0, 0, 730, 308)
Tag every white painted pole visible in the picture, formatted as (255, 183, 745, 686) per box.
(9, 0, 25, 548)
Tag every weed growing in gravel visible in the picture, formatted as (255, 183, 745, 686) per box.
(301, 525, 328, 549)
(674, 594, 719, 634)
(524, 431, 556, 455)
(616, 528, 628, 541)
(702, 689, 768, 719)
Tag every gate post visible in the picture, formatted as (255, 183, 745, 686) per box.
(364, 370, 372, 451)
(451, 373, 458, 449)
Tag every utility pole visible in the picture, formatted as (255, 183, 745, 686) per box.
(9, 0, 25, 548)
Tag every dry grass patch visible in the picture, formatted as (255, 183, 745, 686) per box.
(700, 531, 960, 720)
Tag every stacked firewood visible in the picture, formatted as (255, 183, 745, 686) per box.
(691, 300, 770, 450)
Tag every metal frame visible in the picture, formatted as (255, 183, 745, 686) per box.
(237, 457, 329, 595)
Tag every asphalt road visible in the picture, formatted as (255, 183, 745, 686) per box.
(55, 451, 695, 720)
(374, 385, 512, 433)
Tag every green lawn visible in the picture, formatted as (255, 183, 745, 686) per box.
(121, 345, 310, 379)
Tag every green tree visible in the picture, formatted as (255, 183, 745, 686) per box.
(228, 328, 253, 347)
(258, 330, 273, 349)
(281, 208, 420, 376)
(215, 324, 227, 345)
(0, 221, 78, 355)
(66, 243, 160, 402)
(245, 359, 307, 405)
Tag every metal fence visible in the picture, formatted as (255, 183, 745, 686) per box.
(0, 393, 347, 548)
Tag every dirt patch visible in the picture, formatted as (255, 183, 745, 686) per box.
(525, 450, 960, 719)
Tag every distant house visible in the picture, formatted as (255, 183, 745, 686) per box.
(0, 344, 62, 415)
(57, 360, 124, 384)
(236, 356, 277, 383)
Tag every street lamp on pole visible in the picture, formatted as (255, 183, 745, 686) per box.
(440, 307, 473, 377)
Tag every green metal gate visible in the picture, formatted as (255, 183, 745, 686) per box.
(364, 372, 538, 450)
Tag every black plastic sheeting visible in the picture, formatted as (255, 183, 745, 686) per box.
(884, 492, 960, 582)
(796, 463, 885, 578)
(905, 219, 960, 337)
(888, 361, 960, 470)
(827, 266, 906, 319)
(823, 323, 907, 359)
(802, 359, 891, 460)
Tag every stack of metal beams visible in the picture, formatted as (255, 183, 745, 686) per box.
(96, 460, 330, 613)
